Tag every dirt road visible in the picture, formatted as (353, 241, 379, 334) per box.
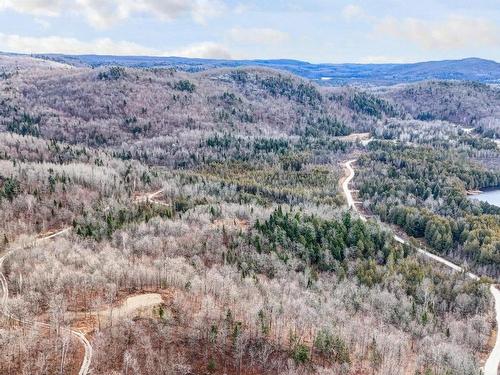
(342, 160, 500, 375)
(0, 188, 167, 375)
(0, 228, 92, 375)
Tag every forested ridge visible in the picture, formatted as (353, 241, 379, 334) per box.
(378, 81, 500, 138)
(0, 54, 498, 375)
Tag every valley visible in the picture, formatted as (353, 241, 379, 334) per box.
(0, 54, 499, 375)
(343, 159, 500, 375)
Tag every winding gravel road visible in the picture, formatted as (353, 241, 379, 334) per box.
(0, 188, 167, 375)
(343, 159, 500, 375)
(0, 228, 92, 375)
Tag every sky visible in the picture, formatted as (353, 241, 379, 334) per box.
(0, 0, 499, 63)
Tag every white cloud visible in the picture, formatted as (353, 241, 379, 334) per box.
(0, 33, 158, 55)
(169, 41, 231, 59)
(0, 33, 231, 58)
(34, 17, 51, 29)
(375, 15, 500, 50)
(0, 0, 225, 29)
(191, 0, 226, 25)
(229, 27, 289, 45)
(75, 0, 128, 29)
(341, 4, 363, 20)
(0, 0, 64, 17)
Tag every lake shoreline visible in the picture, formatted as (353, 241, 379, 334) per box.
(469, 188, 500, 208)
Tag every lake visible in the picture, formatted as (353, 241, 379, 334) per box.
(469, 189, 500, 207)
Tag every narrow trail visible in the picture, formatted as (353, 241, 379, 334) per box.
(0, 187, 166, 375)
(134, 187, 170, 208)
(134, 188, 165, 203)
(342, 159, 500, 375)
(0, 227, 92, 375)
(95, 293, 163, 322)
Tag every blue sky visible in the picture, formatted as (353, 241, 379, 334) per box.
(0, 0, 498, 63)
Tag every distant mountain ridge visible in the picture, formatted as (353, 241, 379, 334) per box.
(2, 52, 499, 85)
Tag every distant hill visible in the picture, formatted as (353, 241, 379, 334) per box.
(8, 53, 499, 85)
(377, 80, 500, 136)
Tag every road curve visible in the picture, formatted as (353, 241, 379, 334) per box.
(0, 228, 92, 375)
(1, 188, 168, 374)
(485, 284, 500, 375)
(342, 160, 500, 375)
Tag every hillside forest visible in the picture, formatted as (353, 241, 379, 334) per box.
(0, 55, 499, 375)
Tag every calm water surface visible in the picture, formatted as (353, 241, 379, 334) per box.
(470, 189, 500, 207)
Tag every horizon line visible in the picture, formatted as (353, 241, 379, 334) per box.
(1, 51, 499, 66)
